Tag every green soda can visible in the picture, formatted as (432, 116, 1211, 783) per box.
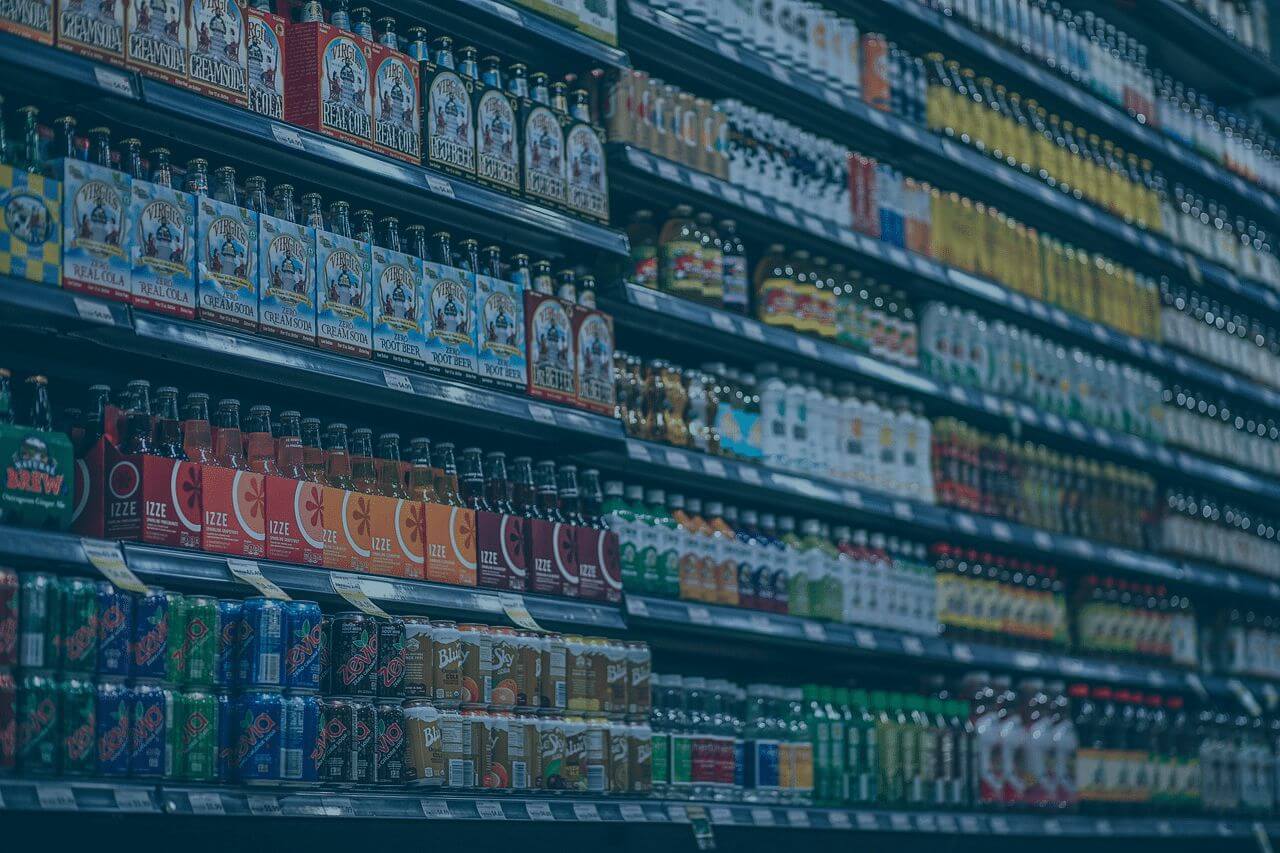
(18, 572, 59, 670)
(181, 596, 219, 687)
(17, 670, 59, 773)
(178, 688, 218, 781)
(164, 591, 188, 685)
(59, 675, 96, 775)
(58, 577, 99, 673)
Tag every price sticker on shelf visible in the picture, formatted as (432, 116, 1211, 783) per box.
(189, 792, 225, 815)
(525, 801, 555, 821)
(425, 175, 455, 199)
(990, 817, 1011, 835)
(688, 606, 713, 625)
(764, 61, 792, 85)
(751, 807, 776, 826)
(114, 788, 154, 812)
(476, 801, 506, 820)
(482, 0, 522, 22)
(901, 636, 924, 656)
(709, 312, 736, 333)
(822, 87, 844, 108)
(709, 806, 735, 824)
(620, 804, 647, 822)
(573, 803, 601, 821)
(1014, 652, 1042, 670)
(1156, 821, 1174, 837)
(854, 629, 877, 650)
(270, 122, 305, 150)
(37, 785, 77, 811)
(629, 442, 652, 463)
(714, 40, 741, 63)
(915, 814, 937, 832)
(890, 813, 911, 831)
(228, 559, 291, 600)
(527, 404, 556, 425)
(626, 596, 649, 617)
(657, 161, 681, 181)
(786, 809, 810, 827)
(802, 622, 826, 642)
(330, 573, 390, 618)
(631, 288, 659, 310)
(702, 459, 727, 478)
(1254, 822, 1276, 853)
(954, 514, 978, 535)
(842, 489, 863, 509)
(795, 338, 819, 357)
(743, 194, 767, 214)
(383, 370, 414, 393)
(666, 450, 692, 470)
(688, 805, 717, 850)
(952, 643, 974, 663)
(94, 65, 136, 99)
(855, 812, 878, 830)
(741, 322, 765, 342)
(891, 501, 913, 521)
(247, 795, 282, 817)
(828, 812, 851, 829)
(421, 800, 453, 820)
(498, 593, 544, 632)
(719, 185, 744, 206)
(991, 523, 1012, 542)
(74, 297, 116, 325)
(1044, 819, 1063, 835)
(738, 466, 762, 485)
(1095, 819, 1114, 836)
(323, 797, 356, 817)
(688, 173, 715, 195)
(774, 206, 798, 227)
(1032, 532, 1054, 550)
(82, 539, 148, 594)
(958, 815, 981, 833)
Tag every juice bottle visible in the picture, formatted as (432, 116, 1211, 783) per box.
(695, 212, 722, 307)
(407, 437, 438, 501)
(874, 691, 900, 805)
(275, 410, 307, 480)
(658, 204, 701, 299)
(377, 434, 410, 499)
(669, 494, 708, 602)
(777, 516, 809, 618)
(627, 209, 659, 289)
(431, 442, 464, 507)
(719, 219, 748, 315)
(213, 399, 247, 470)
(348, 428, 378, 495)
(602, 480, 638, 590)
(759, 513, 790, 615)
(849, 688, 878, 804)
(324, 423, 355, 490)
(245, 405, 280, 477)
(300, 417, 327, 484)
(459, 447, 490, 511)
(647, 487, 680, 599)
(703, 500, 738, 607)
(753, 243, 795, 329)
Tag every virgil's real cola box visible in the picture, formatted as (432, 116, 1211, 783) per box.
(246, 1, 285, 119)
(1, 0, 54, 44)
(57, 0, 125, 64)
(186, 0, 248, 106)
(0, 163, 61, 287)
(197, 194, 258, 330)
(286, 21, 373, 149)
(316, 228, 372, 357)
(371, 243, 425, 369)
(258, 211, 316, 343)
(573, 306, 614, 416)
(57, 158, 131, 302)
(525, 291, 575, 405)
(129, 175, 196, 318)
(370, 38, 420, 164)
(125, 0, 187, 85)
(422, 260, 477, 380)
(475, 274, 526, 391)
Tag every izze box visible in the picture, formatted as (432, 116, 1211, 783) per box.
(422, 260, 477, 379)
(370, 39, 420, 164)
(2, 0, 54, 44)
(105, 450, 203, 549)
(258, 211, 316, 343)
(58, 0, 125, 64)
(246, 1, 286, 119)
(129, 176, 196, 318)
(425, 501, 476, 587)
(264, 474, 325, 567)
(315, 228, 372, 357)
(575, 525, 607, 601)
(366, 493, 405, 578)
(371, 243, 425, 368)
(200, 463, 264, 557)
(197, 194, 258, 330)
(475, 274, 526, 390)
(321, 486, 369, 572)
(573, 306, 615, 415)
(186, 0, 248, 106)
(71, 400, 124, 538)
(286, 21, 373, 149)
(125, 0, 187, 85)
(58, 159, 131, 301)
(0, 163, 61, 286)
(476, 509, 527, 592)
(525, 291, 575, 405)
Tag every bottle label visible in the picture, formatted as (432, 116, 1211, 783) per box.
(522, 105, 564, 203)
(659, 239, 701, 297)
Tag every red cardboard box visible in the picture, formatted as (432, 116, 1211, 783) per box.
(524, 515, 559, 597)
(263, 474, 325, 567)
(200, 465, 265, 557)
(246, 2, 286, 119)
(599, 528, 622, 603)
(366, 492, 405, 577)
(553, 520, 579, 598)
(101, 449, 203, 549)
(319, 485, 352, 569)
(572, 306, 614, 416)
(393, 497, 426, 580)
(525, 291, 576, 405)
(370, 40, 420, 164)
(186, 0, 248, 106)
(72, 402, 125, 538)
(1, 0, 54, 44)
(58, 0, 125, 64)
(476, 509, 528, 592)
(286, 20, 373, 148)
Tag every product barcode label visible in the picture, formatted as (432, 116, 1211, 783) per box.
(526, 801, 555, 820)
(323, 797, 355, 817)
(803, 622, 826, 642)
(574, 803, 601, 821)
(284, 748, 302, 780)
(188, 792, 225, 815)
(476, 801, 505, 820)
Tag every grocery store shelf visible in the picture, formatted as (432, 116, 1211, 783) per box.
(583, 437, 1280, 605)
(0, 34, 628, 260)
(0, 526, 626, 630)
(610, 146, 1280, 414)
(1, 777, 1275, 839)
(0, 279, 623, 446)
(618, 3, 1280, 318)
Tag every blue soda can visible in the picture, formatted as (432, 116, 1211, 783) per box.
(131, 588, 171, 681)
(215, 599, 242, 687)
(95, 678, 132, 776)
(215, 690, 234, 782)
(237, 598, 284, 687)
(95, 582, 133, 678)
(284, 601, 323, 691)
(235, 688, 285, 783)
(281, 691, 321, 784)
(130, 681, 176, 778)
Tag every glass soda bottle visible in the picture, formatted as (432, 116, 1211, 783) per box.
(182, 392, 217, 464)
(432, 442, 463, 507)
(212, 399, 247, 470)
(245, 405, 280, 476)
(407, 437, 439, 503)
(122, 380, 153, 455)
(275, 410, 307, 480)
(151, 387, 185, 459)
(300, 417, 326, 483)
(485, 452, 516, 514)
(377, 433, 409, 499)
(324, 423, 355, 490)
(459, 447, 490, 511)
(350, 428, 378, 494)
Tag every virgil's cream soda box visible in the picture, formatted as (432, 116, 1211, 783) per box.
(573, 306, 614, 415)
(525, 291, 575, 405)
(125, 0, 186, 85)
(372, 241, 425, 369)
(58, 158, 131, 301)
(475, 274, 526, 390)
(197, 195, 258, 330)
(422, 258, 477, 379)
(186, 0, 248, 105)
(0, 163, 61, 286)
(58, 0, 124, 63)
(129, 175, 196, 317)
(245, 0, 285, 119)
(0, 0, 53, 43)
(287, 20, 374, 149)
(316, 228, 372, 357)
(371, 34, 420, 164)
(258, 212, 316, 343)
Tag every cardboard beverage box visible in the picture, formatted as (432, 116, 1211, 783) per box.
(336, 488, 372, 572)
(319, 484, 354, 569)
(186, 0, 248, 105)
(0, 163, 61, 287)
(57, 0, 125, 64)
(520, 96, 566, 210)
(523, 513, 557, 596)
(422, 259, 477, 379)
(258, 211, 316, 343)
(552, 518, 579, 597)
(200, 460, 265, 558)
(316, 228, 372, 357)
(125, 0, 187, 85)
(103, 448, 203, 548)
(196, 194, 258, 330)
(600, 527, 621, 603)
(575, 525, 619, 601)
(475, 274, 526, 390)
(71, 399, 124, 538)
(245, 1, 285, 119)
(0, 0, 54, 44)
(58, 158, 131, 301)
(286, 21, 374, 149)
(572, 306, 614, 415)
(524, 291, 575, 405)
(263, 472, 325, 566)
(424, 501, 476, 586)
(365, 491, 406, 577)
(474, 65, 520, 196)
(371, 243, 425, 369)
(423, 41, 476, 180)
(564, 120, 608, 224)
(1, 420, 74, 531)
(476, 508, 528, 592)
(129, 176, 196, 317)
(393, 494, 426, 579)
(370, 38, 420, 164)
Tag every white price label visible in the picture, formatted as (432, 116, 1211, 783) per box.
(626, 596, 649, 617)
(702, 459, 727, 478)
(787, 809, 810, 827)
(114, 788, 153, 812)
(526, 801, 555, 820)
(270, 123, 305, 150)
(688, 173, 714, 195)
(915, 814, 937, 832)
(329, 573, 391, 618)
(632, 288, 659, 310)
(425, 175, 455, 199)
(828, 811, 851, 828)
(573, 803, 601, 821)
(751, 807, 776, 826)
(741, 323, 765, 342)
(1044, 819, 1062, 835)
(952, 643, 974, 662)
(1014, 652, 1042, 670)
(842, 490, 863, 509)
(715, 40, 741, 63)
(764, 61, 792, 84)
(892, 501, 913, 521)
(823, 88, 843, 107)
(795, 338, 819, 357)
(228, 559, 291, 600)
(803, 622, 826, 642)
(323, 797, 355, 817)
(189, 792, 225, 815)
(958, 816, 981, 832)
(629, 442, 652, 463)
(498, 593, 544, 632)
(955, 515, 978, 534)
(901, 636, 924, 656)
(82, 539, 148, 593)
(854, 629, 877, 649)
(471, 593, 505, 614)
(748, 613, 772, 633)
(421, 799, 453, 820)
(476, 800, 506, 820)
(383, 370, 414, 393)
(738, 466, 762, 485)
(657, 161, 681, 181)
(527, 404, 556, 424)
(74, 297, 116, 325)
(620, 804, 647, 822)
(666, 450, 692, 470)
(484, 0, 522, 22)
(774, 206, 798, 226)
(247, 795, 282, 817)
(1032, 532, 1053, 550)
(855, 812, 878, 830)
(709, 312, 736, 333)
(890, 813, 911, 831)
(990, 817, 1010, 834)
(37, 785, 77, 811)
(1156, 821, 1173, 836)
(688, 606, 713, 625)
(991, 522, 1012, 542)
(1095, 819, 1114, 835)
(94, 65, 136, 98)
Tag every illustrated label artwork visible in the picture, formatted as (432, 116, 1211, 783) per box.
(0, 0, 54, 44)
(316, 230, 371, 357)
(574, 309, 614, 414)
(428, 72, 475, 176)
(0, 164, 60, 286)
(523, 106, 565, 205)
(566, 124, 608, 222)
(476, 90, 518, 193)
(126, 0, 186, 83)
(372, 246, 424, 368)
(525, 294, 574, 403)
(321, 35, 372, 142)
(60, 161, 131, 301)
(258, 214, 315, 342)
(58, 0, 124, 62)
(245, 7, 285, 119)
(422, 261, 477, 377)
(373, 51, 420, 162)
(475, 275, 525, 389)
(197, 197, 257, 329)
(129, 178, 196, 317)
(187, 0, 248, 104)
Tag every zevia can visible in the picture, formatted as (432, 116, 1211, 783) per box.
(181, 595, 220, 687)
(178, 688, 218, 781)
(351, 697, 377, 784)
(131, 587, 173, 680)
(130, 681, 175, 778)
(375, 699, 405, 783)
(402, 616, 433, 699)
(404, 700, 444, 786)
(431, 620, 462, 706)
(215, 690, 233, 782)
(215, 599, 241, 688)
(376, 617, 406, 699)
(235, 688, 285, 783)
(282, 691, 320, 784)
(58, 578, 98, 674)
(59, 674, 96, 776)
(17, 670, 58, 774)
(330, 612, 378, 697)
(283, 600, 324, 692)
(237, 597, 284, 687)
(0, 668, 12, 774)
(18, 572, 57, 670)
(95, 678, 132, 777)
(95, 582, 133, 678)
(317, 697, 354, 784)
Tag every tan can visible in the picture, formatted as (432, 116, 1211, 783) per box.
(463, 708, 491, 789)
(438, 706, 474, 788)
(565, 635, 598, 713)
(458, 623, 492, 709)
(431, 620, 462, 706)
(561, 715, 588, 793)
(402, 617, 433, 699)
(404, 700, 445, 786)
(584, 715, 610, 794)
(482, 711, 534, 790)
(539, 632, 567, 714)
(537, 715, 567, 791)
(488, 627, 519, 710)
(603, 639, 628, 718)
(625, 641, 652, 719)
(608, 719, 630, 794)
(628, 721, 653, 794)
(513, 631, 541, 712)
(514, 714, 541, 791)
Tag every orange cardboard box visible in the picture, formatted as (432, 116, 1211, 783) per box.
(393, 497, 427, 580)
(263, 474, 325, 567)
(425, 502, 476, 587)
(200, 465, 265, 557)
(366, 492, 404, 577)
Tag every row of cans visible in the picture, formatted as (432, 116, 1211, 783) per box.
(4, 571, 323, 691)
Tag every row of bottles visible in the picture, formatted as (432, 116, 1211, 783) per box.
(1160, 489, 1280, 579)
(1218, 609, 1280, 680)
(1159, 280, 1280, 391)
(1162, 384, 1280, 476)
(628, 207, 750, 312)
(1073, 576, 1200, 668)
(933, 545, 1070, 650)
(1165, 185, 1280, 287)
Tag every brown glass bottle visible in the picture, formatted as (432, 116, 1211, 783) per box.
(245, 405, 280, 476)
(151, 387, 185, 459)
(533, 460, 564, 523)
(213, 399, 247, 470)
(350, 428, 378, 495)
(325, 422, 355, 490)
(407, 437, 439, 503)
(300, 417, 327, 484)
(459, 446, 490, 511)
(432, 441, 463, 507)
(182, 393, 217, 464)
(510, 455, 539, 519)
(484, 451, 516, 514)
(276, 410, 307, 480)
(377, 433, 409, 499)
(122, 380, 154, 455)
(557, 464, 586, 525)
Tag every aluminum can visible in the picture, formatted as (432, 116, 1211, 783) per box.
(282, 690, 320, 784)
(351, 697, 376, 784)
(181, 595, 220, 686)
(59, 674, 96, 775)
(214, 599, 241, 687)
(17, 670, 58, 774)
(94, 678, 132, 777)
(375, 617, 405, 699)
(236, 597, 284, 687)
(131, 588, 173, 681)
(95, 582, 133, 678)
(283, 600, 323, 691)
(178, 688, 219, 781)
(58, 577, 98, 673)
(329, 611, 378, 697)
(0, 567, 16, 668)
(130, 680, 176, 778)
(374, 699, 405, 783)
(317, 696, 354, 783)
(234, 688, 285, 783)
(18, 572, 58, 669)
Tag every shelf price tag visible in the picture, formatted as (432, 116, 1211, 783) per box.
(482, 0, 522, 22)
(854, 629, 877, 650)
(498, 593, 544, 632)
(741, 323, 765, 342)
(620, 804, 647, 822)
(786, 809, 810, 827)
(631, 288, 659, 310)
(189, 792, 225, 815)
(74, 297, 117, 325)
(802, 622, 826, 642)
(573, 803, 601, 821)
(737, 466, 762, 485)
(527, 404, 556, 424)
(82, 539, 148, 594)
(525, 801, 554, 820)
(228, 559, 291, 600)
(688, 606, 713, 625)
(795, 338, 819, 357)
(425, 175, 455, 199)
(36, 785, 77, 811)
(750, 807, 775, 826)
(687, 805, 717, 850)
(114, 788, 154, 812)
(952, 643, 974, 663)
(323, 797, 356, 817)
(1254, 821, 1276, 853)
(330, 573, 390, 618)
(270, 122, 306, 151)
(709, 312, 736, 333)
(247, 795, 282, 817)
(828, 811, 851, 829)
(990, 817, 1011, 834)
(855, 812, 878, 830)
(421, 799, 453, 820)
(383, 370, 414, 393)
(702, 459, 727, 478)
(476, 800, 505, 820)
(94, 65, 137, 98)
(901, 636, 925, 656)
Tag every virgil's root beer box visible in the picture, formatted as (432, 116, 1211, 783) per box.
(286, 21, 374, 149)
(422, 259, 477, 380)
(573, 306, 614, 416)
(476, 508, 527, 592)
(0, 0, 54, 44)
(57, 158, 131, 301)
(125, 0, 187, 85)
(186, 0, 248, 106)
(57, 0, 124, 64)
(525, 291, 575, 405)
(197, 194, 258, 330)
(246, 1, 285, 119)
(129, 174, 196, 318)
(475, 274, 526, 390)
(264, 473, 325, 566)
(0, 163, 61, 287)
(372, 243, 425, 369)
(370, 39, 420, 164)
(316, 228, 371, 357)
